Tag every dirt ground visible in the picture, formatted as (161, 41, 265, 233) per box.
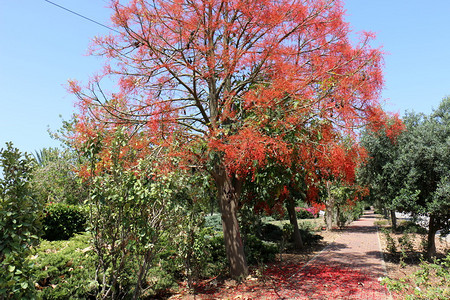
(377, 219, 450, 300)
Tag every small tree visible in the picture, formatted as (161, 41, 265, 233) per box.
(0, 143, 42, 299)
(77, 128, 174, 299)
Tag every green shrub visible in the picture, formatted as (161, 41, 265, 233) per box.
(31, 233, 97, 299)
(295, 208, 314, 219)
(206, 234, 277, 269)
(396, 220, 427, 234)
(141, 267, 178, 298)
(204, 214, 223, 232)
(42, 202, 87, 241)
(0, 143, 42, 299)
(260, 223, 283, 242)
(382, 228, 397, 254)
(207, 235, 229, 272)
(382, 253, 450, 299)
(350, 201, 365, 221)
(298, 228, 323, 246)
(244, 234, 278, 265)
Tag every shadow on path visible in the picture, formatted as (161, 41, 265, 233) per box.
(273, 210, 390, 299)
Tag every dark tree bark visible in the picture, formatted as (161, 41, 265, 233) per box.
(212, 165, 248, 278)
(286, 196, 304, 250)
(390, 210, 397, 231)
(427, 214, 438, 258)
(325, 181, 334, 231)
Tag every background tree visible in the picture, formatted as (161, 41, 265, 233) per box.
(32, 147, 88, 205)
(392, 98, 449, 257)
(360, 98, 449, 257)
(358, 114, 405, 229)
(69, 0, 385, 277)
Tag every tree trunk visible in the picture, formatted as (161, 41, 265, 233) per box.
(325, 181, 334, 231)
(286, 196, 304, 250)
(427, 214, 438, 258)
(212, 165, 248, 279)
(390, 210, 397, 231)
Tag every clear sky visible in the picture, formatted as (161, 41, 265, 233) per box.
(1, 0, 449, 154)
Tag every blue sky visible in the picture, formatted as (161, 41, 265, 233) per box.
(1, 0, 449, 154)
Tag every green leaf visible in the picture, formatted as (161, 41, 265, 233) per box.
(8, 265, 15, 272)
(20, 281, 28, 289)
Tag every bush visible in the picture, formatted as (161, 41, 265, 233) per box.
(31, 233, 97, 299)
(295, 207, 315, 219)
(141, 267, 178, 298)
(43, 202, 87, 241)
(207, 235, 229, 272)
(298, 228, 323, 246)
(244, 235, 278, 265)
(0, 143, 42, 299)
(382, 253, 450, 299)
(382, 228, 397, 254)
(396, 220, 428, 234)
(207, 234, 277, 269)
(204, 214, 223, 232)
(260, 223, 284, 242)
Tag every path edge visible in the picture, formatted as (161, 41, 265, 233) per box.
(375, 215, 394, 300)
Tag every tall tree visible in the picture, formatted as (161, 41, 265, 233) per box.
(69, 0, 384, 277)
(359, 114, 405, 229)
(392, 99, 450, 257)
(360, 98, 449, 257)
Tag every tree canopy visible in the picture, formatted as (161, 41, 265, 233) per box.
(361, 97, 449, 257)
(69, 0, 387, 277)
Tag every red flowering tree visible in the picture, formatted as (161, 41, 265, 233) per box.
(69, 0, 385, 278)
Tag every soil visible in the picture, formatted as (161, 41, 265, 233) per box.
(377, 219, 450, 300)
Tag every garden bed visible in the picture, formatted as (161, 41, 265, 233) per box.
(377, 218, 450, 300)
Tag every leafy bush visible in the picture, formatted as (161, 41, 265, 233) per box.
(31, 233, 97, 299)
(295, 207, 315, 219)
(382, 228, 397, 254)
(382, 253, 450, 299)
(0, 143, 42, 299)
(298, 228, 323, 246)
(207, 234, 277, 269)
(260, 223, 283, 242)
(141, 267, 178, 298)
(396, 220, 428, 234)
(31, 232, 181, 300)
(350, 201, 365, 221)
(258, 221, 323, 247)
(398, 232, 414, 266)
(42, 202, 87, 241)
(32, 147, 89, 205)
(204, 213, 223, 232)
(244, 235, 278, 265)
